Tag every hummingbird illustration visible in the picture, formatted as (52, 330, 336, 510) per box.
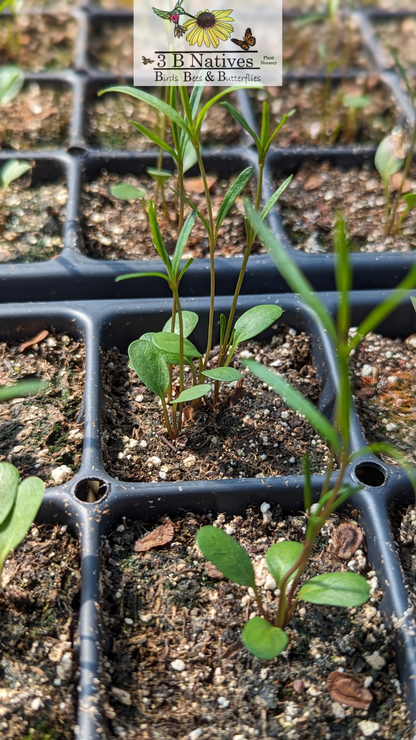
(152, 0, 195, 38)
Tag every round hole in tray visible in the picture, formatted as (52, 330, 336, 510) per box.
(353, 461, 386, 488)
(74, 478, 108, 503)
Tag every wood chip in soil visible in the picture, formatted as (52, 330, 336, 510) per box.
(86, 88, 241, 151)
(0, 331, 85, 485)
(249, 76, 397, 148)
(0, 83, 71, 151)
(351, 330, 416, 467)
(0, 175, 68, 263)
(82, 170, 259, 261)
(99, 506, 410, 739)
(374, 18, 416, 69)
(89, 22, 134, 74)
(0, 15, 76, 72)
(277, 161, 416, 253)
(283, 16, 371, 73)
(0, 522, 80, 740)
(101, 326, 333, 482)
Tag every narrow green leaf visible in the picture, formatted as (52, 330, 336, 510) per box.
(243, 358, 341, 453)
(299, 572, 370, 606)
(111, 183, 146, 201)
(244, 201, 337, 343)
(233, 305, 283, 346)
(260, 101, 270, 151)
(172, 209, 197, 276)
(128, 339, 169, 397)
(115, 271, 170, 283)
(260, 176, 293, 224)
(99, 86, 191, 136)
(0, 379, 47, 401)
(292, 13, 324, 28)
(266, 109, 296, 151)
(242, 617, 288, 659)
(265, 541, 303, 588)
(220, 313, 227, 347)
(0, 0, 13, 12)
(0, 65, 24, 106)
(221, 101, 260, 146)
(182, 138, 198, 174)
(389, 45, 414, 108)
(129, 121, 177, 160)
(0, 462, 19, 528)
(303, 454, 312, 514)
(215, 167, 253, 233)
(196, 525, 255, 587)
(152, 332, 202, 358)
(0, 475, 44, 574)
(171, 384, 210, 404)
(171, 187, 210, 235)
(148, 200, 171, 271)
(178, 257, 194, 282)
(195, 86, 255, 135)
(162, 310, 199, 337)
(0, 159, 31, 188)
(411, 296, 416, 312)
(202, 367, 242, 382)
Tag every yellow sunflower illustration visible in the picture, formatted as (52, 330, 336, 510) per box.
(184, 9, 234, 48)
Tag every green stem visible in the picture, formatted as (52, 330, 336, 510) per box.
(160, 395, 175, 440)
(387, 120, 416, 235)
(195, 146, 215, 368)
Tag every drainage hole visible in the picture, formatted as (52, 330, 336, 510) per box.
(74, 478, 108, 503)
(354, 462, 386, 488)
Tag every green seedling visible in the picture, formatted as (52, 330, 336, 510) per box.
(197, 210, 416, 659)
(342, 94, 371, 143)
(375, 50, 416, 236)
(146, 167, 173, 223)
(106, 84, 292, 439)
(0, 158, 31, 234)
(0, 462, 44, 578)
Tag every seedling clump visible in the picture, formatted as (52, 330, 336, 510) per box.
(98, 83, 293, 440)
(0, 158, 31, 235)
(197, 211, 416, 659)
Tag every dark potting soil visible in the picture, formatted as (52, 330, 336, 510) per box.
(88, 21, 134, 74)
(1, 83, 71, 151)
(0, 522, 80, 740)
(0, 331, 85, 486)
(277, 161, 416, 253)
(0, 15, 76, 72)
(0, 176, 68, 263)
(101, 326, 332, 482)
(374, 17, 416, 70)
(351, 330, 416, 467)
(86, 89, 241, 151)
(282, 15, 371, 73)
(82, 170, 261, 261)
(99, 506, 410, 739)
(249, 77, 397, 148)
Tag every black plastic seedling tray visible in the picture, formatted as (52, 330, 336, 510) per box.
(2, 289, 416, 739)
(1, 4, 416, 301)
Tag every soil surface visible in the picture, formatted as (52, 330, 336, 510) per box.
(250, 76, 397, 148)
(99, 506, 410, 739)
(1, 83, 71, 151)
(0, 174, 68, 263)
(351, 330, 416, 467)
(374, 18, 416, 70)
(0, 522, 80, 740)
(282, 15, 371, 73)
(0, 15, 76, 72)
(0, 331, 85, 486)
(86, 88, 241, 150)
(82, 170, 260, 261)
(89, 21, 134, 74)
(277, 161, 416, 253)
(101, 325, 332, 482)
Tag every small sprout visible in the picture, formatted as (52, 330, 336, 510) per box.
(146, 167, 173, 222)
(0, 158, 32, 234)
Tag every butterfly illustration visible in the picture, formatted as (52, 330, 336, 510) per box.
(152, 0, 194, 38)
(142, 56, 155, 65)
(231, 27, 256, 51)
